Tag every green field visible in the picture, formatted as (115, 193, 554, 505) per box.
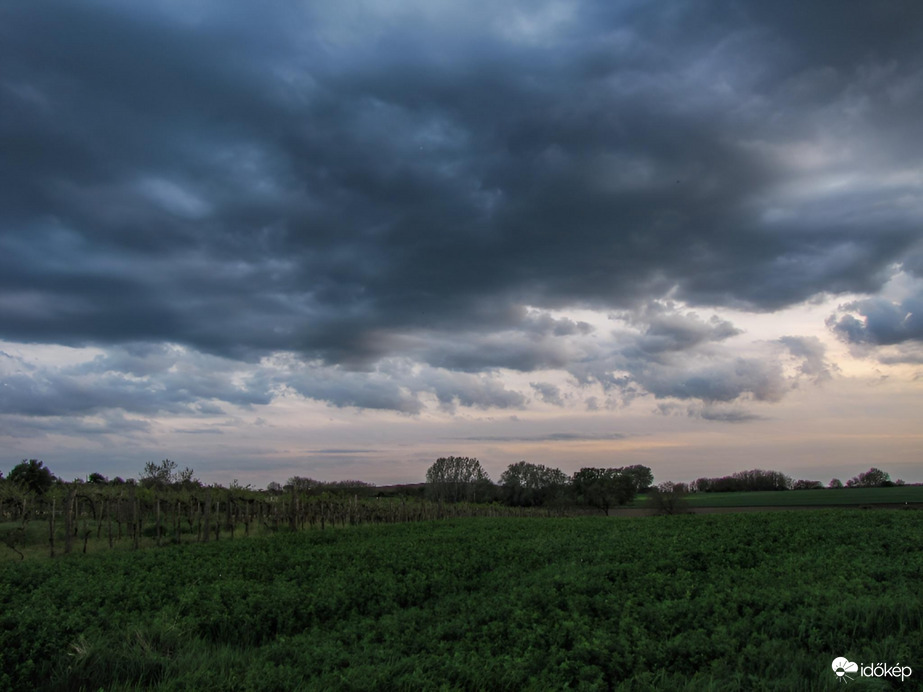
(2, 510, 921, 691)
(631, 485, 923, 509)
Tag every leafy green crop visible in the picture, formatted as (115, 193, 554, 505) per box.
(1, 510, 920, 690)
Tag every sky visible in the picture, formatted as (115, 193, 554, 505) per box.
(1, 0, 922, 487)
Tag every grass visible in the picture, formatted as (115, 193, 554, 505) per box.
(630, 485, 923, 509)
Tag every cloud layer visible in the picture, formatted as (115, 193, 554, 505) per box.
(1, 0, 922, 437)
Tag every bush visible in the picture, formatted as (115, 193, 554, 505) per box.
(647, 482, 692, 516)
(793, 480, 823, 490)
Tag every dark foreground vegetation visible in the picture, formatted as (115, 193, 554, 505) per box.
(1, 510, 920, 691)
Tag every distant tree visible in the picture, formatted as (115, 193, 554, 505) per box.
(647, 481, 692, 516)
(692, 469, 791, 492)
(176, 466, 201, 489)
(571, 467, 636, 515)
(693, 475, 742, 492)
(140, 459, 178, 489)
(285, 477, 324, 494)
(110, 476, 126, 486)
(425, 456, 490, 503)
(828, 478, 843, 489)
(847, 467, 891, 488)
(792, 479, 823, 490)
(8, 459, 55, 495)
(499, 461, 569, 507)
(374, 483, 427, 499)
(266, 481, 283, 494)
(87, 472, 108, 485)
(621, 465, 655, 493)
(325, 480, 375, 496)
(692, 477, 713, 493)
(733, 469, 792, 491)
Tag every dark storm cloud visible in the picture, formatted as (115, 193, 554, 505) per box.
(414, 331, 572, 373)
(826, 288, 923, 363)
(2, 0, 922, 413)
(630, 358, 785, 404)
(828, 294, 923, 346)
(626, 303, 741, 357)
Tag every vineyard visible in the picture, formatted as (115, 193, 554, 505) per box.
(0, 484, 556, 560)
(2, 510, 921, 690)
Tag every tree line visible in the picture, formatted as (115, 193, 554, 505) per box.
(1, 458, 905, 505)
(0, 457, 909, 560)
(424, 456, 654, 514)
(687, 466, 905, 493)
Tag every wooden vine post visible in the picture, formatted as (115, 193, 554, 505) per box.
(155, 496, 162, 547)
(225, 492, 233, 540)
(48, 497, 56, 558)
(64, 486, 76, 555)
(213, 494, 220, 541)
(107, 497, 113, 549)
(289, 486, 297, 532)
(82, 510, 91, 554)
(132, 490, 140, 550)
(202, 488, 211, 543)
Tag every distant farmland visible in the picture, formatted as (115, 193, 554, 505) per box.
(631, 485, 923, 509)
